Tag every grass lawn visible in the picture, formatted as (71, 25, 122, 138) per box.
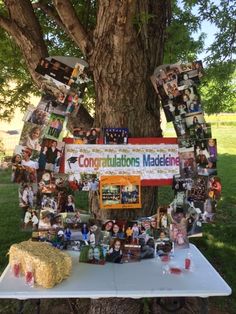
(0, 124, 235, 313)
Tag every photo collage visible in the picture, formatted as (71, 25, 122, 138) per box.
(11, 57, 92, 233)
(10, 58, 222, 267)
(151, 61, 221, 230)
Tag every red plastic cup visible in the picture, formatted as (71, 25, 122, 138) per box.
(185, 258, 191, 270)
(13, 263, 20, 277)
(170, 267, 182, 274)
(25, 271, 34, 285)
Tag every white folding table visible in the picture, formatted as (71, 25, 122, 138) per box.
(0, 244, 231, 312)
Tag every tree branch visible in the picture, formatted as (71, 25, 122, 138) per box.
(52, 0, 93, 57)
(32, 1, 70, 36)
(0, 15, 14, 36)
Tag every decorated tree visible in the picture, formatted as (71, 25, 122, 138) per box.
(0, 0, 235, 312)
(0, 0, 175, 221)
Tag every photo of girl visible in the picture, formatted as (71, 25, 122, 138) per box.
(20, 123, 43, 152)
(207, 139, 217, 163)
(106, 238, 123, 263)
(63, 195, 75, 213)
(79, 245, 105, 265)
(185, 112, 205, 129)
(87, 128, 99, 144)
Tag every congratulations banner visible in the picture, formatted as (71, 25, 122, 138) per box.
(64, 143, 179, 182)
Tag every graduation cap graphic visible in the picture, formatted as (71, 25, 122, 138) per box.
(67, 157, 78, 169)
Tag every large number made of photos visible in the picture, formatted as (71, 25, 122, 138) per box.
(11, 58, 222, 266)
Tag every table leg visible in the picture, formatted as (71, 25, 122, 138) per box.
(35, 299, 41, 314)
(17, 300, 25, 314)
(199, 298, 208, 314)
(67, 298, 76, 314)
(156, 297, 186, 312)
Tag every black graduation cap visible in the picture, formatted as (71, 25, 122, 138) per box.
(67, 157, 78, 169)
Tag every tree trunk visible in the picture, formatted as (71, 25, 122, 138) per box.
(89, 0, 170, 220)
(85, 2, 171, 311)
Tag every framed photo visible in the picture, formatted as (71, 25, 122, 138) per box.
(100, 176, 141, 209)
(103, 128, 129, 144)
(44, 113, 66, 141)
(121, 244, 141, 263)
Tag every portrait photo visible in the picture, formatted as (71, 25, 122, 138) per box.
(19, 122, 44, 152)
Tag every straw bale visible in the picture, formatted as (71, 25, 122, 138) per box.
(9, 241, 72, 288)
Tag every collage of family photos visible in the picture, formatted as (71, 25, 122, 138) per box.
(11, 57, 93, 235)
(151, 61, 221, 228)
(9, 57, 223, 272)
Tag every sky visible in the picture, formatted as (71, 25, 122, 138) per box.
(192, 5, 219, 62)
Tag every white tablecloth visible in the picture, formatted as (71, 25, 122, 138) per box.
(0, 244, 231, 300)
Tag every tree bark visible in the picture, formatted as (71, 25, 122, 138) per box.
(88, 0, 171, 219)
(2, 0, 48, 85)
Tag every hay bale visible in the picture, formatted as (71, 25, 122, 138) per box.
(9, 241, 72, 288)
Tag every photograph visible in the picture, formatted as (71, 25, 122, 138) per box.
(101, 184, 121, 206)
(44, 113, 66, 141)
(18, 183, 37, 209)
(189, 122, 212, 140)
(23, 106, 50, 126)
(157, 206, 169, 230)
(40, 195, 58, 213)
(172, 175, 193, 195)
(188, 175, 209, 201)
(38, 138, 64, 174)
(179, 148, 197, 178)
(79, 245, 105, 265)
(201, 198, 216, 223)
(169, 222, 189, 249)
(106, 238, 124, 263)
(162, 99, 179, 122)
(156, 232, 173, 257)
(163, 80, 181, 98)
(103, 128, 129, 144)
(185, 202, 203, 236)
(185, 112, 206, 129)
(208, 176, 222, 200)
(72, 128, 100, 144)
(100, 176, 141, 209)
(181, 87, 201, 112)
(195, 140, 217, 176)
(19, 122, 44, 152)
(22, 208, 39, 231)
(12, 146, 39, 183)
(121, 244, 141, 263)
(68, 62, 88, 85)
(177, 72, 196, 89)
(173, 115, 187, 136)
(38, 171, 57, 194)
(36, 93, 68, 115)
(178, 136, 195, 149)
(36, 58, 74, 86)
(35, 58, 50, 76)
